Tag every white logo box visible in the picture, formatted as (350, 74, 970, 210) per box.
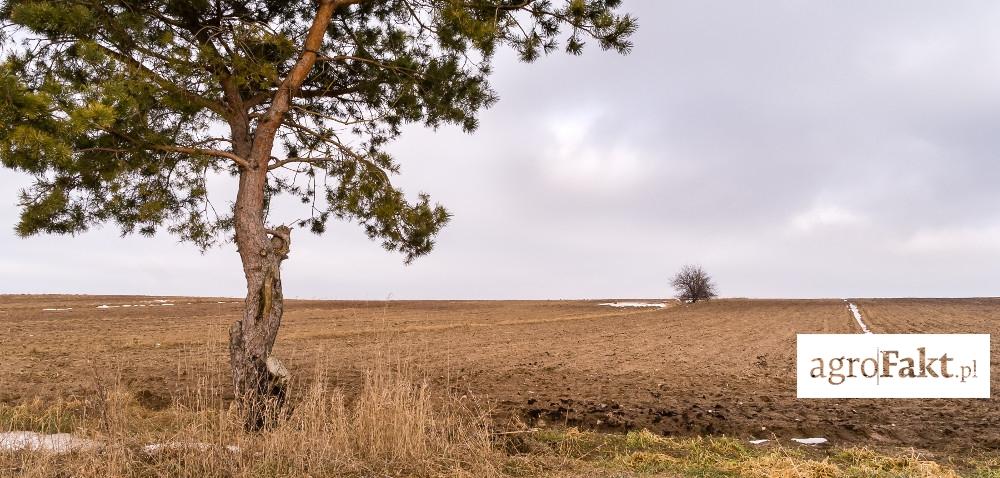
(797, 334, 990, 398)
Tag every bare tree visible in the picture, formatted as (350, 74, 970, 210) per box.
(671, 265, 717, 303)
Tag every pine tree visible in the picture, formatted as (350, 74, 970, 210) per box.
(0, 0, 636, 428)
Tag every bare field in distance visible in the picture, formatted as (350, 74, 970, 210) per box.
(2, 295, 999, 459)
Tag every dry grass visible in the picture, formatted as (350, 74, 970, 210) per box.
(4, 388, 995, 477)
(0, 354, 500, 478)
(504, 428, 994, 477)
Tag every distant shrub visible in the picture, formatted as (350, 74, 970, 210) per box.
(670, 265, 717, 303)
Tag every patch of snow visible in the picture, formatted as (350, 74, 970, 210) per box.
(142, 442, 210, 454)
(0, 432, 244, 456)
(41, 308, 72, 312)
(96, 303, 174, 309)
(846, 302, 872, 334)
(791, 437, 828, 445)
(0, 432, 101, 454)
(143, 442, 240, 454)
(748, 439, 770, 445)
(598, 302, 666, 308)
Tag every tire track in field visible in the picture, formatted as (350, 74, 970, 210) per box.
(844, 299, 872, 334)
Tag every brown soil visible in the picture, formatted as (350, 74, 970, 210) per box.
(1, 295, 997, 455)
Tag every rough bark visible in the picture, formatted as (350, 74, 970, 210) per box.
(229, 219, 292, 429)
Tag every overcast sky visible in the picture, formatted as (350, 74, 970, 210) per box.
(3, 1, 1000, 299)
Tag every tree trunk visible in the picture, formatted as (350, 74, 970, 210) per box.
(229, 225, 291, 429)
(224, 0, 339, 430)
(229, 164, 292, 429)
